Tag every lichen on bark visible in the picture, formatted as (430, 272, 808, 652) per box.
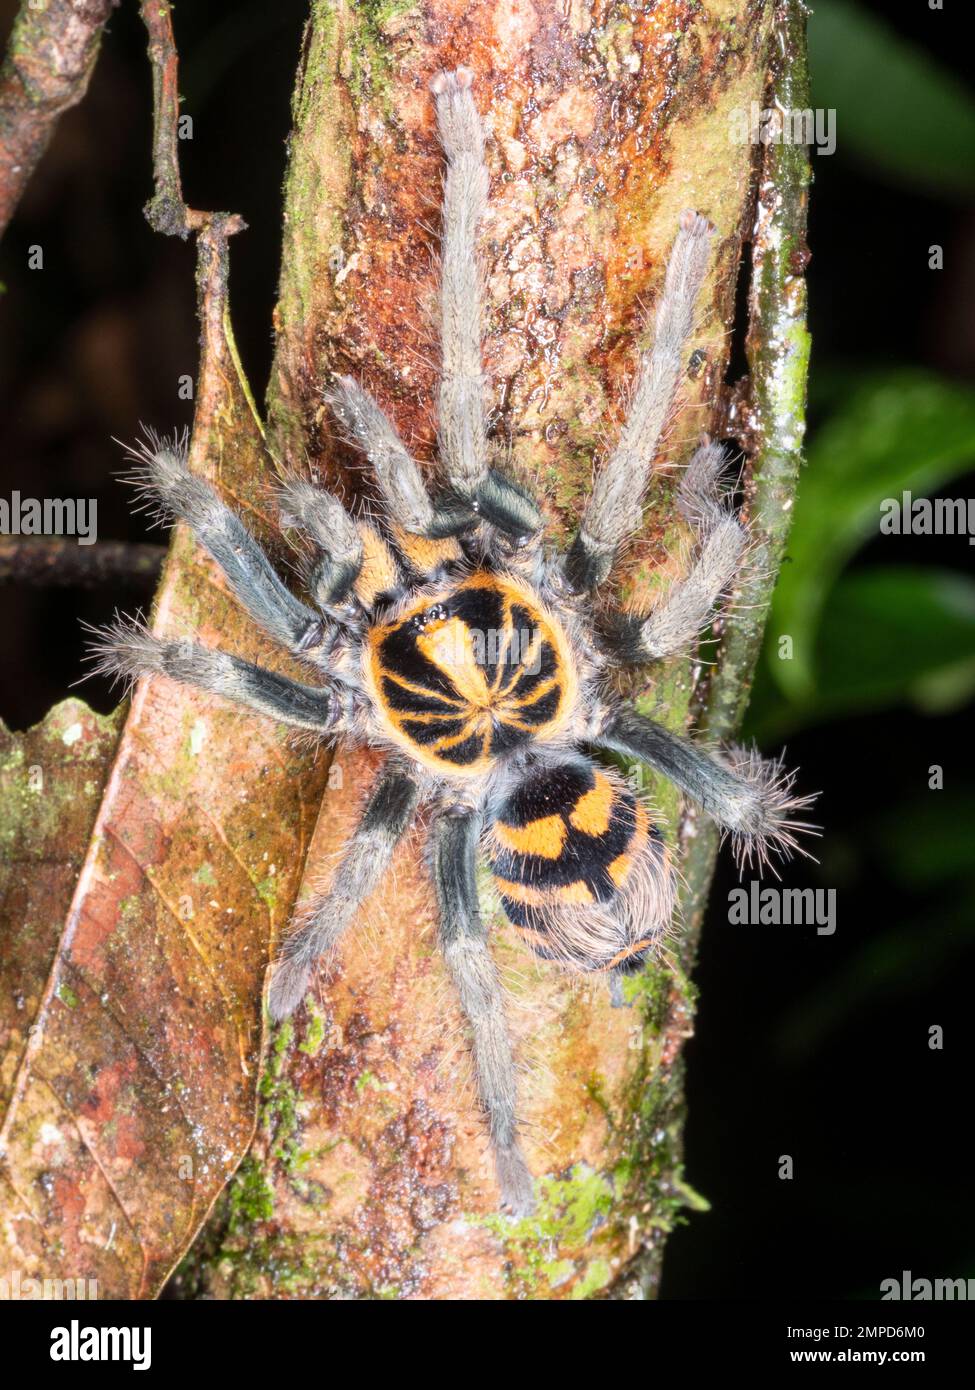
(176, 0, 811, 1300)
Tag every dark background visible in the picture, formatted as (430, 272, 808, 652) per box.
(1, 1, 972, 1299)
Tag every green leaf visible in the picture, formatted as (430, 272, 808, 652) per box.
(874, 789, 975, 888)
(814, 566, 975, 716)
(764, 369, 975, 703)
(810, 1, 975, 195)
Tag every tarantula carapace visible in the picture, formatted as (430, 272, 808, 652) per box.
(94, 69, 815, 1215)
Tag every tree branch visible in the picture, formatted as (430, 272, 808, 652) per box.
(138, 0, 245, 238)
(0, 0, 118, 237)
(0, 537, 165, 586)
(679, 0, 813, 945)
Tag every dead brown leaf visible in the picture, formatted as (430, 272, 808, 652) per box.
(0, 224, 329, 1298)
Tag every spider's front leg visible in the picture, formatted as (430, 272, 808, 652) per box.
(276, 477, 365, 624)
(599, 441, 748, 664)
(320, 70, 545, 560)
(431, 69, 542, 546)
(566, 210, 715, 593)
(320, 375, 475, 588)
(432, 807, 535, 1217)
(268, 763, 421, 1019)
(432, 66, 490, 508)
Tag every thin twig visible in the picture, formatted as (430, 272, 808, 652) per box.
(0, 537, 165, 587)
(138, 0, 245, 238)
(0, 0, 118, 238)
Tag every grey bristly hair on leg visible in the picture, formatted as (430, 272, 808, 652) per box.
(595, 705, 819, 873)
(87, 611, 351, 732)
(622, 441, 748, 661)
(472, 467, 542, 544)
(433, 808, 535, 1217)
(267, 765, 421, 1021)
(715, 745, 821, 873)
(635, 516, 745, 660)
(278, 477, 364, 610)
(425, 71, 542, 546)
(566, 210, 715, 592)
(324, 375, 438, 537)
(677, 438, 735, 530)
(119, 429, 320, 651)
(431, 67, 490, 504)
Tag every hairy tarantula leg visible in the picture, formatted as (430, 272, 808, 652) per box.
(324, 376, 440, 536)
(87, 614, 351, 732)
(432, 70, 542, 544)
(600, 442, 748, 663)
(322, 376, 469, 579)
(566, 211, 715, 593)
(432, 68, 490, 503)
(433, 809, 535, 1217)
(277, 479, 363, 620)
(121, 432, 320, 652)
(595, 706, 819, 873)
(267, 765, 420, 1021)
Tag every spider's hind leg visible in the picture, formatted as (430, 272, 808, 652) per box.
(600, 441, 748, 664)
(433, 807, 535, 1217)
(268, 763, 421, 1019)
(595, 706, 818, 873)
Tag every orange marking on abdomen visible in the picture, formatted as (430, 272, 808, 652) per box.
(569, 769, 615, 836)
(595, 937, 655, 972)
(495, 877, 595, 907)
(608, 800, 651, 886)
(493, 815, 567, 859)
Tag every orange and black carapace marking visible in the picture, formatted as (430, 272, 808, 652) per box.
(488, 759, 660, 970)
(366, 572, 577, 774)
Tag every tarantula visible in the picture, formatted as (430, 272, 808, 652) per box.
(94, 69, 814, 1216)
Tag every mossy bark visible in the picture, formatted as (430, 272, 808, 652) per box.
(0, 0, 118, 236)
(178, 0, 811, 1300)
